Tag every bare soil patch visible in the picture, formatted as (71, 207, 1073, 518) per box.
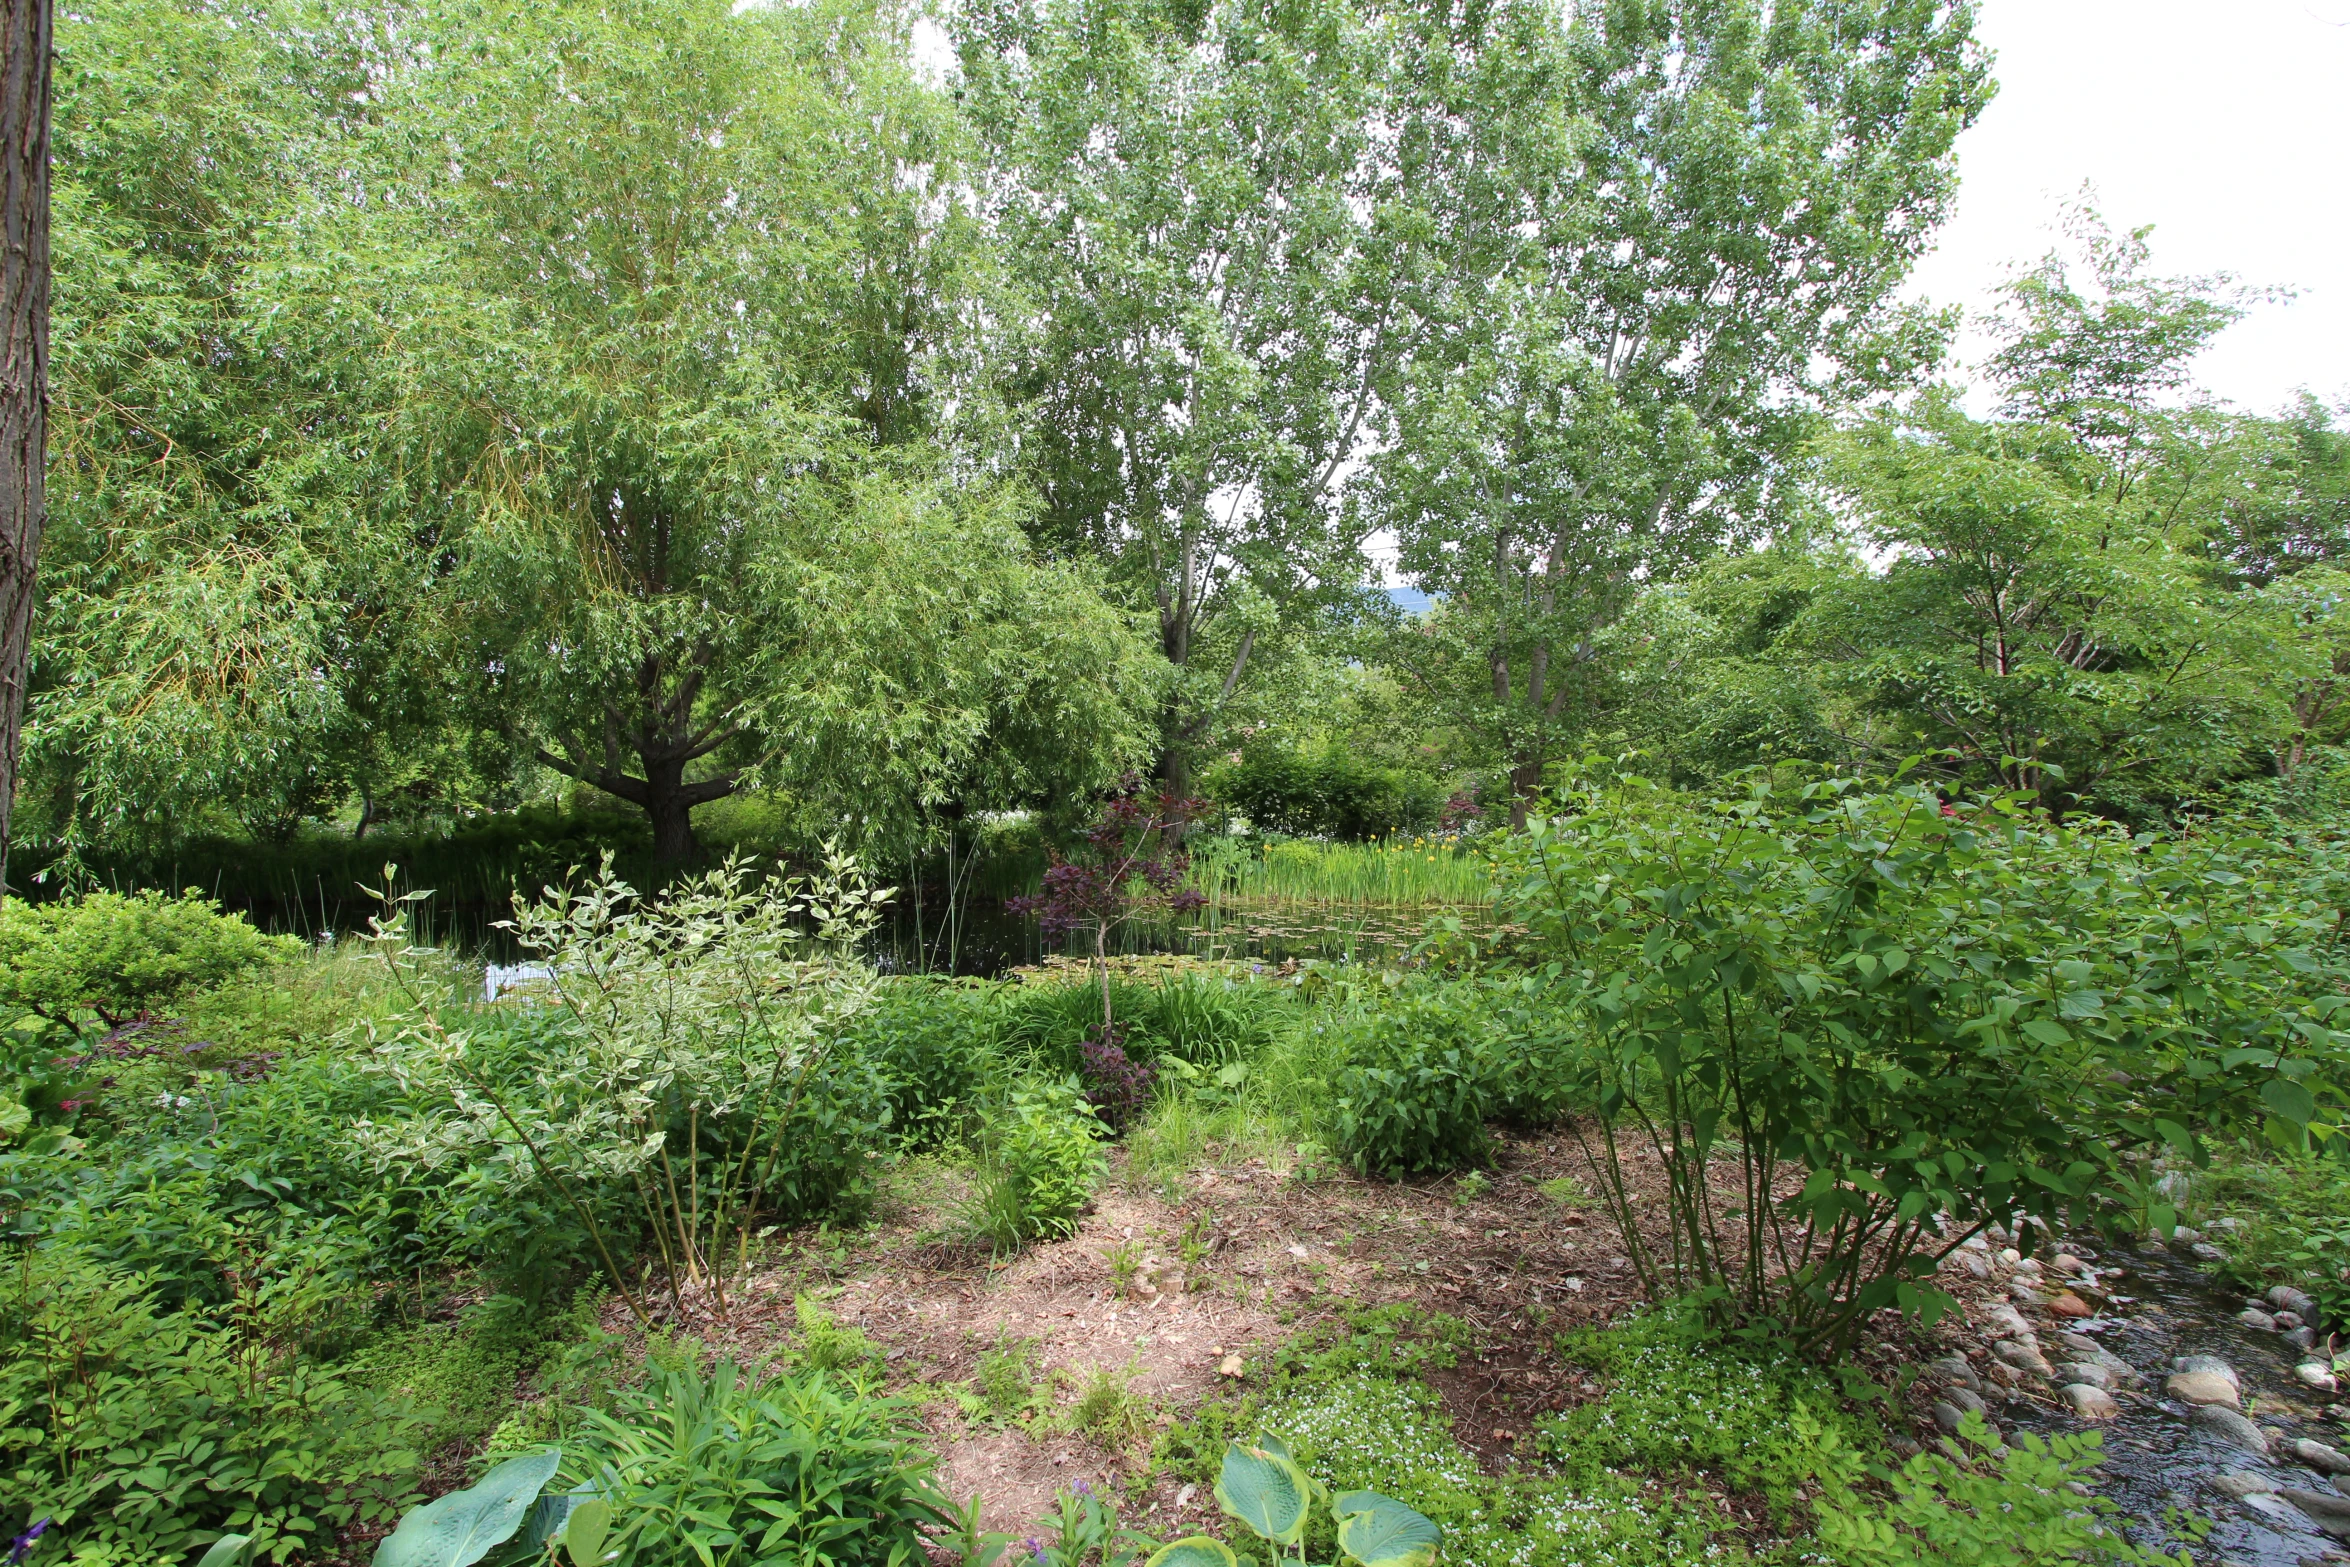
(599, 1121, 1702, 1539)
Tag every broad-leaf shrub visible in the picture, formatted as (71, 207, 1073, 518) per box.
(1497, 770, 2350, 1351)
(0, 1254, 424, 1565)
(0, 891, 296, 1026)
(1206, 744, 1445, 842)
(361, 849, 893, 1323)
(1330, 984, 1496, 1177)
(555, 1358, 950, 1567)
(963, 1081, 1106, 1249)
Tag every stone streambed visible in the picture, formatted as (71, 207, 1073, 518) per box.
(1914, 1228, 2350, 1566)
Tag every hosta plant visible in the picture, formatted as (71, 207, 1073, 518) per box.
(1146, 1438, 1439, 1567)
(371, 1449, 610, 1567)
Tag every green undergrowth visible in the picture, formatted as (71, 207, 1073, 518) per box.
(1153, 1304, 2180, 1567)
(2190, 1141, 2350, 1324)
(1159, 1306, 1759, 1566)
(1537, 1311, 1882, 1520)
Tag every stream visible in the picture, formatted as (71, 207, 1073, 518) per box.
(1936, 1230, 2349, 1566)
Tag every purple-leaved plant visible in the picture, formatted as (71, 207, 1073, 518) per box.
(1007, 776, 1206, 1032)
(1076, 1022, 1156, 1130)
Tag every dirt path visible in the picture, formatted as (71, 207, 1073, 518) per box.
(650, 1126, 1676, 1539)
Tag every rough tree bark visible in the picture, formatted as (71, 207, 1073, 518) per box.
(0, 0, 51, 901)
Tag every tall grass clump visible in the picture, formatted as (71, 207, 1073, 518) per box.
(1196, 838, 1493, 910)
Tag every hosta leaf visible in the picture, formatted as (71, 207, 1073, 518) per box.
(1146, 1538, 1241, 1567)
(1334, 1491, 1440, 1567)
(562, 1498, 611, 1567)
(1215, 1440, 1311, 1546)
(373, 1448, 560, 1567)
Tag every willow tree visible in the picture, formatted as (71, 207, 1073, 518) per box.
(302, 0, 1157, 863)
(1365, 0, 1991, 820)
(22, 0, 406, 851)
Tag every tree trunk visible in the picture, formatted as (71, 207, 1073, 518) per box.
(1507, 759, 1543, 830)
(0, 0, 52, 902)
(642, 753, 698, 869)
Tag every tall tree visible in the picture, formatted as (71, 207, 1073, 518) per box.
(24, 0, 400, 853)
(1366, 0, 1990, 820)
(0, 0, 50, 894)
(954, 0, 1407, 797)
(1803, 213, 2285, 814)
(305, 0, 1158, 864)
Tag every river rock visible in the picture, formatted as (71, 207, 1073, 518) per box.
(2171, 1225, 2205, 1245)
(2192, 1242, 2230, 1262)
(2271, 1285, 2319, 1317)
(2192, 1403, 2272, 1455)
(1943, 1386, 1990, 1417)
(2279, 1487, 2350, 1541)
(2297, 1439, 2350, 1476)
(1927, 1355, 1983, 1392)
(2061, 1383, 2121, 1421)
(2212, 1470, 2280, 1499)
(1983, 1303, 2037, 1341)
(2298, 1361, 2342, 1393)
(2242, 1308, 2281, 1331)
(2054, 1252, 2087, 1275)
(1995, 1339, 2056, 1379)
(2277, 1310, 2306, 1331)
(2286, 1325, 2319, 1352)
(2048, 1291, 2093, 1319)
(2167, 1368, 2242, 1408)
(1954, 1251, 1992, 1279)
(2168, 1371, 2240, 1406)
(2176, 1355, 2242, 1387)
(2054, 1335, 2141, 1386)
(2056, 1361, 2115, 1390)
(2000, 1247, 2023, 1264)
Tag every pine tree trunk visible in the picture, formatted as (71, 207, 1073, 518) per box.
(0, 0, 51, 901)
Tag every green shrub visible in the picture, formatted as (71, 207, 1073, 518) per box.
(962, 1081, 1107, 1250)
(1329, 985, 1496, 1177)
(1498, 769, 2350, 1352)
(0, 890, 297, 1026)
(1207, 744, 1446, 842)
(846, 980, 1005, 1150)
(362, 850, 894, 1326)
(0, 1255, 425, 1565)
(556, 1358, 951, 1567)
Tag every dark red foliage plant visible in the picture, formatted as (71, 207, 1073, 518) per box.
(1007, 774, 1206, 1029)
(1076, 1021, 1155, 1130)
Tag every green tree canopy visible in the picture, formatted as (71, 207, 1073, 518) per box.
(954, 0, 1408, 795)
(276, 0, 1159, 861)
(1365, 0, 1990, 820)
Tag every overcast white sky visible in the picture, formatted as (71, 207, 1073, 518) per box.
(1911, 0, 2350, 414)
